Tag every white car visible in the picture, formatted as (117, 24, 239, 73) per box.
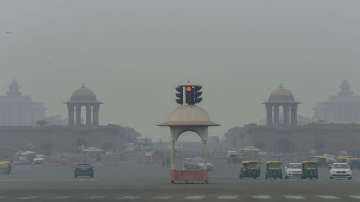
(285, 163, 303, 179)
(329, 163, 352, 180)
(183, 158, 214, 171)
(33, 154, 45, 164)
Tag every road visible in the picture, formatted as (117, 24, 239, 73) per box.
(0, 160, 359, 201)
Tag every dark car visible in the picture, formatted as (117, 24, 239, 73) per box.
(74, 163, 94, 178)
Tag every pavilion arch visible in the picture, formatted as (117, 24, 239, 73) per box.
(172, 127, 209, 144)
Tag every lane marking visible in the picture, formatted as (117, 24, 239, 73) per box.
(218, 195, 238, 200)
(317, 195, 340, 200)
(252, 195, 272, 199)
(350, 195, 360, 199)
(51, 196, 72, 200)
(152, 196, 172, 200)
(283, 195, 305, 200)
(117, 196, 141, 200)
(184, 195, 205, 200)
(16, 196, 39, 200)
(87, 195, 105, 200)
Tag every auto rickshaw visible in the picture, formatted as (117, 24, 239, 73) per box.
(301, 161, 318, 179)
(0, 161, 11, 175)
(239, 161, 260, 179)
(265, 161, 283, 179)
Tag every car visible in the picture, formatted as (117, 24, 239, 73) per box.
(33, 154, 45, 164)
(183, 157, 214, 171)
(285, 163, 302, 179)
(329, 163, 352, 180)
(74, 163, 94, 178)
(226, 150, 240, 164)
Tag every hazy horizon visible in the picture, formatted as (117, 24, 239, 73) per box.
(1, 0, 360, 140)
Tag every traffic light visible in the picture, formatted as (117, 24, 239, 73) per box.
(193, 85, 202, 104)
(185, 85, 193, 105)
(175, 85, 183, 104)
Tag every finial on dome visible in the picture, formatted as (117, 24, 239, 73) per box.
(7, 79, 21, 96)
(338, 80, 353, 96)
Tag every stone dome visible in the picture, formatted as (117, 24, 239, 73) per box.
(70, 84, 97, 102)
(268, 84, 295, 103)
(159, 105, 218, 126)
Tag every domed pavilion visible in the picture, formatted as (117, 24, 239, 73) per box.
(263, 84, 299, 127)
(66, 84, 102, 127)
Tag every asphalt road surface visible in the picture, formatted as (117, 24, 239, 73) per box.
(0, 160, 359, 202)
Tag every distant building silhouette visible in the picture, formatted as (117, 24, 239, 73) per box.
(0, 80, 46, 126)
(0, 83, 140, 157)
(314, 80, 360, 123)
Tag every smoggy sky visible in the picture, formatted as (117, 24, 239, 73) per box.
(1, 0, 360, 140)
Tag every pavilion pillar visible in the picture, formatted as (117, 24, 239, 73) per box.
(170, 128, 176, 170)
(93, 104, 100, 126)
(291, 104, 298, 125)
(283, 104, 290, 126)
(86, 104, 92, 126)
(266, 104, 273, 126)
(274, 104, 280, 127)
(75, 104, 82, 126)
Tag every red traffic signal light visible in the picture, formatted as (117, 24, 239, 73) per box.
(186, 85, 193, 92)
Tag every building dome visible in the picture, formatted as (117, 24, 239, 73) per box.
(268, 84, 295, 103)
(159, 105, 218, 126)
(70, 84, 97, 102)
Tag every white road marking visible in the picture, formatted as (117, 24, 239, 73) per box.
(283, 195, 305, 200)
(218, 195, 238, 200)
(317, 195, 340, 200)
(16, 196, 39, 200)
(152, 196, 172, 200)
(252, 195, 272, 199)
(87, 195, 105, 200)
(117, 195, 141, 200)
(184, 195, 205, 200)
(52, 196, 72, 200)
(350, 195, 360, 199)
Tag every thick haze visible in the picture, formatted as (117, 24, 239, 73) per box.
(1, 0, 360, 140)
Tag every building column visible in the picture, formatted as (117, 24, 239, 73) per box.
(283, 104, 290, 126)
(274, 104, 280, 127)
(67, 103, 75, 126)
(266, 104, 273, 126)
(86, 104, 92, 127)
(291, 104, 298, 125)
(75, 104, 82, 126)
(93, 104, 99, 126)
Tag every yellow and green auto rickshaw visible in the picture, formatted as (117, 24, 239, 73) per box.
(0, 161, 11, 175)
(301, 161, 318, 179)
(239, 161, 260, 179)
(265, 161, 283, 179)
